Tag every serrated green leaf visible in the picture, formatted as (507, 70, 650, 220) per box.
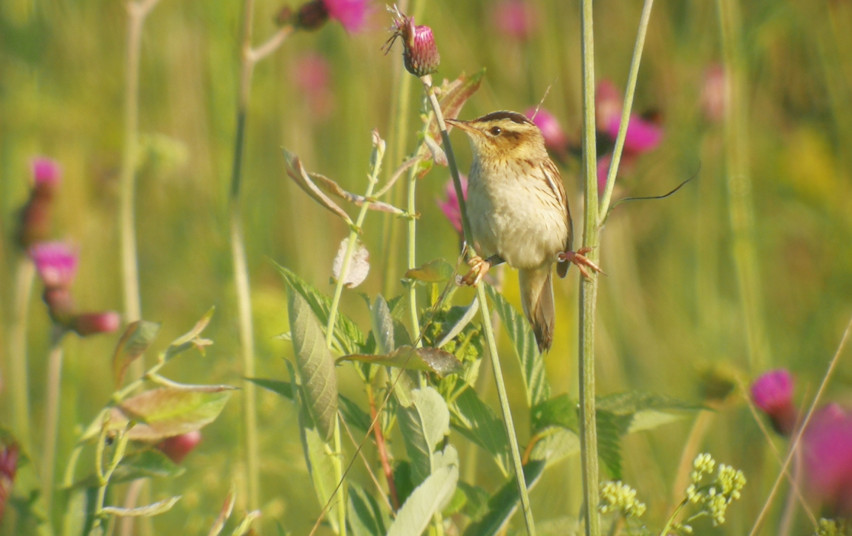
(105, 388, 232, 442)
(370, 295, 394, 355)
(450, 388, 509, 475)
(531, 394, 578, 432)
(386, 462, 458, 536)
(485, 285, 550, 407)
(454, 481, 491, 521)
(277, 263, 365, 354)
(528, 426, 580, 465)
(111, 320, 161, 389)
(404, 259, 455, 283)
(348, 483, 389, 536)
(101, 496, 180, 517)
(397, 387, 450, 484)
(462, 460, 545, 536)
(288, 291, 339, 441)
(343, 346, 462, 377)
(596, 410, 632, 480)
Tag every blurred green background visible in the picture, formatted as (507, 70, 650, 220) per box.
(2, 0, 852, 533)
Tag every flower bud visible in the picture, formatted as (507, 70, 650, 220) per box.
(16, 157, 62, 249)
(71, 311, 121, 337)
(29, 242, 79, 290)
(294, 0, 329, 30)
(293, 0, 367, 33)
(386, 9, 440, 77)
(157, 431, 202, 464)
(751, 369, 796, 436)
(32, 157, 62, 188)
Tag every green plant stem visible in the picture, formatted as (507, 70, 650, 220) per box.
(659, 498, 688, 536)
(716, 0, 768, 372)
(93, 425, 131, 532)
(597, 0, 655, 219)
(41, 330, 64, 519)
(749, 314, 852, 536)
(422, 76, 535, 536)
(578, 1, 601, 534)
(228, 0, 291, 513)
(8, 257, 35, 450)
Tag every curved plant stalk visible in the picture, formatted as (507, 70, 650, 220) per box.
(422, 75, 536, 536)
(228, 0, 293, 513)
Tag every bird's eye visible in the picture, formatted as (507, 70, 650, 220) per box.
(489, 126, 502, 136)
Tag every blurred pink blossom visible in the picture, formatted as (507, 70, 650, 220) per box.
(751, 369, 796, 435)
(31, 157, 62, 187)
(803, 404, 852, 516)
(72, 311, 121, 336)
(323, 0, 367, 33)
(605, 114, 663, 154)
(158, 431, 202, 464)
(293, 53, 335, 120)
(0, 443, 18, 523)
(526, 107, 568, 154)
(596, 80, 622, 131)
(492, 0, 538, 41)
(438, 176, 468, 234)
(30, 242, 78, 289)
(701, 64, 727, 122)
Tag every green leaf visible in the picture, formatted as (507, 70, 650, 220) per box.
(70, 450, 185, 488)
(111, 320, 161, 389)
(462, 460, 545, 536)
(404, 259, 455, 283)
(450, 388, 509, 475)
(106, 387, 232, 442)
(348, 483, 389, 536)
(298, 399, 341, 534)
(597, 391, 700, 434)
(101, 496, 180, 517)
(207, 490, 236, 536)
(386, 458, 458, 536)
(370, 295, 394, 355)
(485, 285, 550, 407)
(343, 346, 462, 377)
(245, 377, 294, 400)
(596, 410, 632, 480)
(531, 394, 578, 432)
(283, 149, 353, 226)
(288, 291, 339, 441)
(163, 307, 215, 361)
(397, 387, 450, 484)
(277, 263, 365, 354)
(528, 426, 580, 465)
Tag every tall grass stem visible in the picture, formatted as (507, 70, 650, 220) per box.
(41, 332, 63, 520)
(8, 258, 35, 450)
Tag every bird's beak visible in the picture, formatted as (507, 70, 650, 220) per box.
(445, 118, 474, 134)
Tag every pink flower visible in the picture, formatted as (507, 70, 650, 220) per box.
(751, 369, 797, 436)
(596, 80, 622, 132)
(492, 0, 538, 41)
(386, 7, 440, 77)
(29, 242, 78, 289)
(597, 154, 613, 195)
(803, 404, 852, 516)
(157, 431, 202, 464)
(72, 312, 121, 336)
(438, 176, 468, 234)
(0, 443, 19, 522)
(322, 0, 367, 33)
(293, 52, 335, 120)
(605, 114, 663, 154)
(31, 157, 62, 187)
(526, 107, 568, 154)
(701, 64, 727, 122)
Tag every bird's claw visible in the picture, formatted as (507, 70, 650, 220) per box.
(557, 247, 604, 279)
(460, 255, 491, 287)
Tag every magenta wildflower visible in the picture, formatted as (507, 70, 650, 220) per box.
(0, 443, 18, 523)
(526, 107, 569, 154)
(597, 154, 613, 196)
(605, 114, 663, 154)
(492, 0, 538, 41)
(437, 176, 468, 234)
(293, 52, 335, 120)
(751, 369, 797, 436)
(30, 242, 78, 289)
(31, 157, 62, 187)
(803, 404, 852, 516)
(157, 431, 202, 464)
(385, 8, 440, 77)
(72, 312, 121, 336)
(596, 80, 623, 132)
(323, 0, 367, 33)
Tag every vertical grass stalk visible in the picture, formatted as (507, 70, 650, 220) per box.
(716, 0, 769, 372)
(8, 258, 35, 450)
(423, 77, 536, 535)
(578, 0, 601, 534)
(41, 332, 63, 518)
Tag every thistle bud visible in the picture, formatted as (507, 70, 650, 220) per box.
(293, 0, 367, 33)
(16, 157, 62, 249)
(71, 311, 121, 337)
(157, 431, 202, 464)
(751, 369, 797, 436)
(386, 8, 440, 77)
(29, 242, 79, 290)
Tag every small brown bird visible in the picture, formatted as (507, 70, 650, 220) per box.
(446, 110, 599, 352)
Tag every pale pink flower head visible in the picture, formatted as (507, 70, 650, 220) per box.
(606, 114, 663, 154)
(438, 176, 468, 234)
(294, 52, 331, 94)
(29, 242, 78, 289)
(72, 311, 121, 336)
(386, 8, 440, 77)
(322, 0, 367, 33)
(751, 369, 797, 436)
(526, 107, 568, 154)
(596, 80, 622, 131)
(492, 0, 538, 41)
(597, 154, 613, 196)
(803, 404, 852, 516)
(31, 157, 62, 188)
(701, 64, 727, 122)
